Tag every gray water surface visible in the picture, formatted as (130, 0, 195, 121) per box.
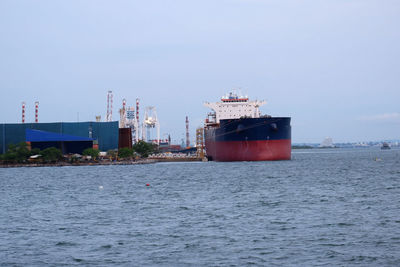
(1, 148, 400, 266)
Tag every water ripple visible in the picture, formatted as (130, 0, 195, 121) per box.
(1, 148, 400, 265)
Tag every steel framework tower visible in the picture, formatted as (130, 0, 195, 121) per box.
(196, 127, 205, 158)
(106, 90, 113, 122)
(119, 98, 127, 128)
(126, 106, 139, 143)
(119, 98, 140, 144)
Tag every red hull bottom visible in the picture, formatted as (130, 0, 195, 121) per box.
(205, 139, 291, 161)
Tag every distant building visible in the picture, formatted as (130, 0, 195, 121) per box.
(319, 137, 335, 148)
(0, 121, 119, 154)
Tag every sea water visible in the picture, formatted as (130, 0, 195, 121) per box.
(1, 148, 400, 266)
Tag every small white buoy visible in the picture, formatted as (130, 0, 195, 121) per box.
(99, 185, 104, 190)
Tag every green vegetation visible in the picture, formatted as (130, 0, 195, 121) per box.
(1, 142, 32, 163)
(115, 141, 158, 159)
(118, 147, 134, 159)
(0, 140, 159, 166)
(40, 147, 62, 163)
(0, 143, 62, 164)
(82, 148, 100, 160)
(31, 148, 41, 155)
(107, 149, 118, 160)
(69, 154, 80, 163)
(132, 141, 156, 158)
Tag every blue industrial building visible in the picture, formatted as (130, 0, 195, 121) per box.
(26, 129, 94, 154)
(0, 121, 119, 154)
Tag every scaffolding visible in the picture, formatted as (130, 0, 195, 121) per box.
(196, 127, 205, 158)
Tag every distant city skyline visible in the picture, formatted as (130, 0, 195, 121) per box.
(1, 0, 399, 143)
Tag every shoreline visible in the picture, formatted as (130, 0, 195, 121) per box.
(0, 159, 158, 168)
(0, 157, 206, 168)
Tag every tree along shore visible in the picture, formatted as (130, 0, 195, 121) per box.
(0, 141, 158, 167)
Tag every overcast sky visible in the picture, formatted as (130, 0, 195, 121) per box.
(1, 0, 399, 143)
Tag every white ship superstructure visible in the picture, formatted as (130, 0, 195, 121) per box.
(204, 92, 266, 123)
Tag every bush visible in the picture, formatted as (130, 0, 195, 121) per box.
(69, 154, 80, 163)
(82, 148, 100, 160)
(118, 147, 133, 159)
(132, 141, 156, 158)
(107, 150, 118, 160)
(15, 142, 31, 163)
(40, 147, 62, 163)
(30, 148, 41, 155)
(1, 142, 31, 163)
(3, 151, 17, 163)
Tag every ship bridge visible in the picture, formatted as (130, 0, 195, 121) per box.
(204, 92, 266, 123)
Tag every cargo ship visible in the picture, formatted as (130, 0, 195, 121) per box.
(204, 92, 291, 161)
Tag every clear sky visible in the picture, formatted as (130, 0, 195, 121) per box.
(1, 0, 399, 144)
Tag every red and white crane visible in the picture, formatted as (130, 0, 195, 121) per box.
(22, 102, 26, 123)
(35, 101, 39, 123)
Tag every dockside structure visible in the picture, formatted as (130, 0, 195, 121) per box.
(0, 121, 119, 154)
